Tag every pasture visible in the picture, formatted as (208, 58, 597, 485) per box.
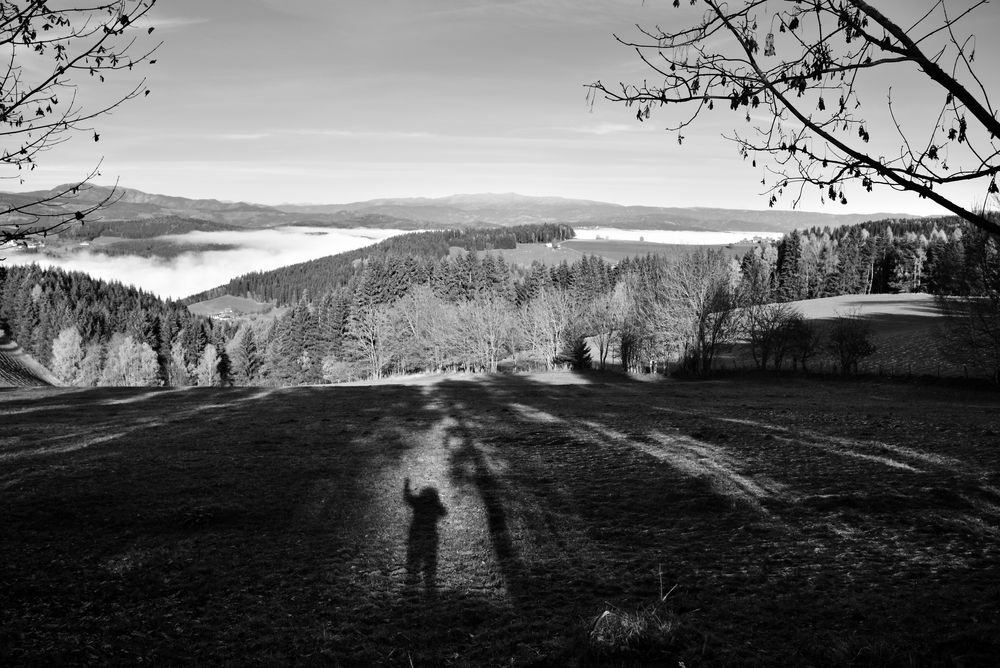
(187, 294, 282, 319)
(2, 373, 999, 666)
(721, 294, 980, 379)
(475, 239, 759, 268)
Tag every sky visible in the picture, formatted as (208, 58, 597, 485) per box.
(6, 0, 1000, 215)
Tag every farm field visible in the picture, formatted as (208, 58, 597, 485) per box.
(2, 374, 999, 666)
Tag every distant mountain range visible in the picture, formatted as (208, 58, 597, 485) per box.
(280, 192, 923, 232)
(1, 184, 923, 234)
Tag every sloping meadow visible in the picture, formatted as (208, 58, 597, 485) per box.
(2, 374, 998, 665)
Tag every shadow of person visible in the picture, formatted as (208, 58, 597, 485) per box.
(404, 478, 447, 593)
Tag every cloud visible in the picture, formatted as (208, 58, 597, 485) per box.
(138, 15, 210, 31)
(573, 228, 784, 244)
(211, 133, 271, 141)
(564, 123, 637, 136)
(282, 129, 436, 140)
(5, 227, 408, 301)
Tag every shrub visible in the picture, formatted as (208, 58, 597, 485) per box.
(587, 605, 681, 662)
(827, 312, 876, 375)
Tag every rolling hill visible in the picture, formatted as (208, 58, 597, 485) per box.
(1, 185, 921, 234)
(280, 192, 921, 232)
(0, 185, 428, 231)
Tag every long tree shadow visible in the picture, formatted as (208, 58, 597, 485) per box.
(4, 374, 1000, 666)
(439, 400, 531, 602)
(417, 372, 1000, 666)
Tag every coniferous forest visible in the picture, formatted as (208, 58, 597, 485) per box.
(2, 216, 998, 387)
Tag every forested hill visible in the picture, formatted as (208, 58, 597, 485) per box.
(0, 264, 218, 387)
(185, 223, 574, 305)
(59, 215, 242, 240)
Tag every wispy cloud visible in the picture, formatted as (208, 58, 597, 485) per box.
(283, 129, 436, 140)
(212, 133, 271, 141)
(563, 123, 637, 136)
(138, 15, 210, 31)
(419, 0, 645, 25)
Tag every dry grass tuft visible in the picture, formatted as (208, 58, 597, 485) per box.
(587, 576, 683, 662)
(588, 606, 681, 660)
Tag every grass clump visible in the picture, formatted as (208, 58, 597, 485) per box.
(584, 578, 684, 665)
(588, 606, 681, 660)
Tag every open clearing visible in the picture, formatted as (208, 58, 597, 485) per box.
(2, 374, 999, 666)
(477, 239, 757, 268)
(739, 294, 976, 379)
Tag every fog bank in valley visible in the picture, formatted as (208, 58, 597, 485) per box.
(4, 227, 408, 301)
(4, 227, 784, 301)
(572, 228, 783, 245)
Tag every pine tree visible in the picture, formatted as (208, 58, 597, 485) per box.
(229, 326, 261, 386)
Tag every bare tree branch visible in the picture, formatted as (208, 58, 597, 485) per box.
(0, 0, 159, 248)
(589, 0, 1000, 236)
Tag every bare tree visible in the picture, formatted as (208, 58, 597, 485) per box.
(661, 248, 742, 374)
(393, 285, 444, 372)
(519, 287, 576, 370)
(589, 1, 1000, 236)
(454, 294, 516, 372)
(827, 311, 876, 374)
(785, 313, 822, 372)
(347, 302, 396, 380)
(582, 284, 628, 370)
(617, 263, 674, 373)
(99, 333, 158, 386)
(742, 301, 799, 370)
(935, 218, 1000, 381)
(0, 1, 159, 247)
(937, 294, 1000, 381)
(50, 325, 84, 385)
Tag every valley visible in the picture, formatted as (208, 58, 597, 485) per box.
(2, 190, 998, 667)
(2, 1, 999, 665)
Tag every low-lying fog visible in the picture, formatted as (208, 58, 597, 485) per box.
(3, 227, 783, 301)
(4, 227, 409, 301)
(573, 228, 783, 244)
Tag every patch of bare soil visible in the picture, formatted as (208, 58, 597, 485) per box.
(1, 374, 999, 666)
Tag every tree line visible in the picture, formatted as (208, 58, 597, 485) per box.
(220, 215, 999, 384)
(4, 216, 998, 386)
(768, 216, 983, 300)
(0, 264, 225, 387)
(185, 223, 575, 306)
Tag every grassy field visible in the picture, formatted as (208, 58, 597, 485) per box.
(476, 240, 758, 268)
(187, 294, 282, 318)
(561, 239, 757, 264)
(2, 373, 999, 666)
(714, 294, 978, 379)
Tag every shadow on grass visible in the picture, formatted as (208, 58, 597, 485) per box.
(2, 375, 1000, 666)
(403, 478, 446, 593)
